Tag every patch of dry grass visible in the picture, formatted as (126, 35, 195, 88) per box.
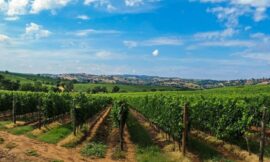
(5, 121, 25, 129)
(30, 122, 61, 136)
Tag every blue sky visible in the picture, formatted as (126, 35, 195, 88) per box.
(0, 0, 270, 80)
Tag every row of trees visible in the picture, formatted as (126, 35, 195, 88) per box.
(0, 74, 74, 92)
(87, 86, 120, 94)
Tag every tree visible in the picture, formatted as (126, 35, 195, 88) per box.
(91, 86, 108, 94)
(65, 81, 74, 92)
(20, 83, 35, 91)
(0, 75, 20, 91)
(112, 86, 120, 93)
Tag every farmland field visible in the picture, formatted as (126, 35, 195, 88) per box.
(0, 85, 269, 162)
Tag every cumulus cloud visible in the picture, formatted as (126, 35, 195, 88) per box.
(7, 0, 29, 16)
(152, 49, 159, 56)
(0, 0, 71, 19)
(31, 0, 71, 14)
(125, 0, 144, 7)
(24, 23, 51, 39)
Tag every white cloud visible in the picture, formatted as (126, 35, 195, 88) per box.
(77, 15, 90, 20)
(250, 33, 270, 42)
(74, 29, 121, 36)
(24, 23, 51, 39)
(0, 34, 10, 42)
(123, 40, 138, 48)
(4, 16, 19, 21)
(84, 0, 159, 13)
(144, 37, 183, 46)
(31, 0, 71, 14)
(84, 0, 116, 11)
(194, 28, 237, 40)
(125, 0, 144, 7)
(7, 0, 29, 16)
(95, 50, 112, 59)
(152, 49, 159, 56)
(123, 37, 182, 48)
(241, 52, 270, 63)
(192, 0, 270, 27)
(199, 40, 255, 47)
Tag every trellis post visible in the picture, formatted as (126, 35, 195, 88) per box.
(259, 107, 267, 162)
(182, 102, 189, 156)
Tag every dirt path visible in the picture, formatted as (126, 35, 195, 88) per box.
(0, 107, 138, 162)
(86, 108, 111, 142)
(58, 108, 109, 147)
(123, 127, 137, 162)
(94, 113, 136, 162)
(0, 108, 113, 162)
(130, 109, 194, 162)
(0, 130, 90, 162)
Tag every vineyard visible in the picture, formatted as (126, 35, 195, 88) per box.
(0, 85, 269, 162)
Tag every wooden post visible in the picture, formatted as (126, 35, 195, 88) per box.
(72, 100, 76, 136)
(259, 107, 267, 162)
(38, 98, 41, 129)
(182, 103, 188, 156)
(119, 106, 124, 151)
(12, 94, 16, 124)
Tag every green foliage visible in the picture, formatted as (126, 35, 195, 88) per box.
(74, 83, 180, 93)
(80, 142, 107, 158)
(90, 86, 108, 94)
(111, 100, 129, 127)
(112, 86, 120, 93)
(0, 74, 20, 90)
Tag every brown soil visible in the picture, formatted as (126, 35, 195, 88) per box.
(57, 109, 108, 147)
(80, 107, 111, 145)
(123, 127, 137, 162)
(0, 108, 138, 162)
(0, 131, 89, 162)
(130, 109, 194, 162)
(97, 126, 136, 162)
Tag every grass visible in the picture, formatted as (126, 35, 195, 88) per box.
(0, 121, 12, 130)
(50, 160, 64, 162)
(111, 147, 126, 160)
(127, 114, 175, 162)
(189, 137, 234, 162)
(36, 123, 73, 144)
(81, 142, 107, 158)
(8, 125, 34, 135)
(5, 142, 17, 149)
(25, 149, 39, 157)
